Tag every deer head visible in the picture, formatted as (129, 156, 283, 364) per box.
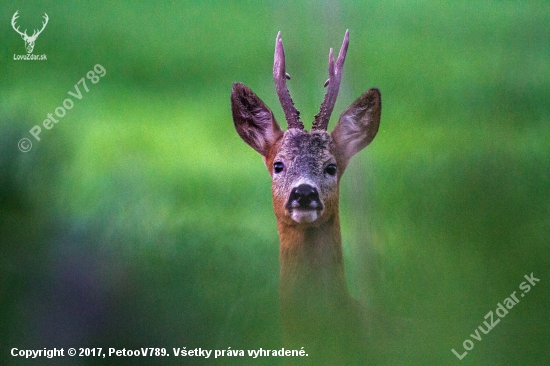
(11, 11, 49, 54)
(231, 30, 381, 227)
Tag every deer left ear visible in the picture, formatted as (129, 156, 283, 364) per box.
(231, 82, 283, 156)
(331, 88, 381, 164)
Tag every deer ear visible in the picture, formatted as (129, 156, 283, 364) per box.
(331, 88, 381, 163)
(231, 83, 283, 156)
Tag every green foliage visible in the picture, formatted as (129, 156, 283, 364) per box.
(1, 1, 549, 364)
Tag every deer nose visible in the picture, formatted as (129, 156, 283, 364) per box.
(286, 184, 323, 211)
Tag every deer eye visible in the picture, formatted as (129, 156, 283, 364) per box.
(273, 162, 284, 173)
(325, 164, 337, 176)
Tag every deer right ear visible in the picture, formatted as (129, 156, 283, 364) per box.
(331, 88, 381, 164)
(231, 83, 283, 156)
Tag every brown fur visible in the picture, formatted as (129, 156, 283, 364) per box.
(230, 32, 382, 364)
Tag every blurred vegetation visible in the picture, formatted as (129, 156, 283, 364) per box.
(1, 1, 549, 365)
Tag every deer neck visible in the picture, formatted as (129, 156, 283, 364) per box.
(277, 212, 352, 312)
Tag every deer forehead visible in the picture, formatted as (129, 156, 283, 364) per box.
(273, 129, 336, 176)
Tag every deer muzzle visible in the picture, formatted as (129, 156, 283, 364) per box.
(285, 184, 324, 223)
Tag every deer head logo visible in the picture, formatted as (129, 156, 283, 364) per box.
(11, 11, 49, 54)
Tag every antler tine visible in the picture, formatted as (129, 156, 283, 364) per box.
(33, 13, 49, 38)
(11, 11, 27, 37)
(42, 14, 49, 29)
(312, 29, 350, 131)
(274, 32, 303, 130)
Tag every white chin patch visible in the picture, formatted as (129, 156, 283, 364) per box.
(290, 209, 318, 224)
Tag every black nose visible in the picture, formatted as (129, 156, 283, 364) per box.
(286, 184, 323, 210)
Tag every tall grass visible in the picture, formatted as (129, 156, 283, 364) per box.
(1, 1, 549, 364)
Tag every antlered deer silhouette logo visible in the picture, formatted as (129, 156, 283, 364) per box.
(11, 11, 49, 54)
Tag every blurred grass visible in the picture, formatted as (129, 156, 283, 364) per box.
(1, 1, 550, 365)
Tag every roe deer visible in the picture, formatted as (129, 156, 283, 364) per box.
(231, 30, 381, 362)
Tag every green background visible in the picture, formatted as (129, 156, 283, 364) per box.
(1, 1, 549, 364)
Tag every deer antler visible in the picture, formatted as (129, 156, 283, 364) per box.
(274, 32, 303, 130)
(312, 30, 350, 131)
(11, 11, 48, 40)
(11, 11, 27, 37)
(30, 13, 49, 39)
